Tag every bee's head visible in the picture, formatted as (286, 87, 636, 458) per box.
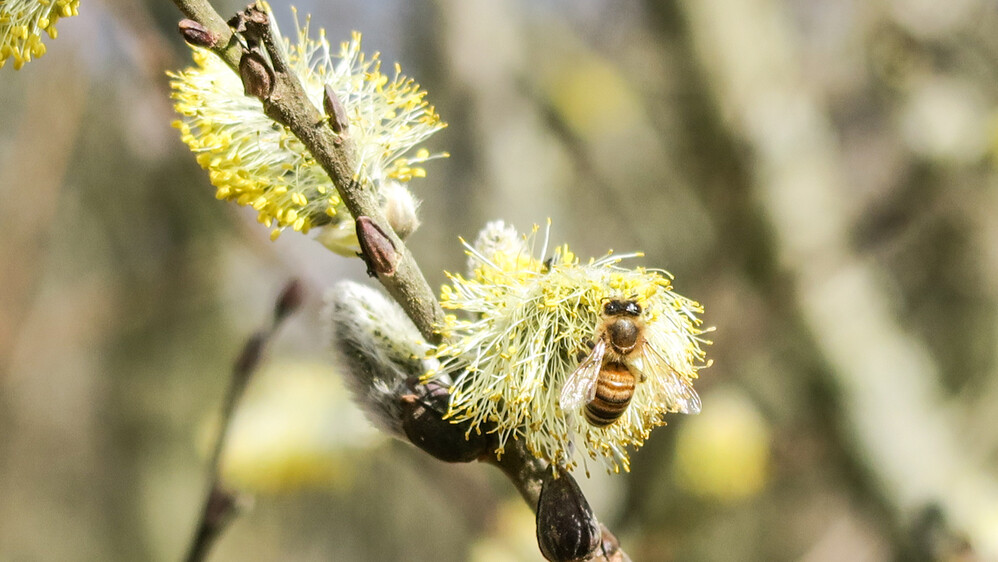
(602, 298, 641, 318)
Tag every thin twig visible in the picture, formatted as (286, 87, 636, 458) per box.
(183, 280, 303, 562)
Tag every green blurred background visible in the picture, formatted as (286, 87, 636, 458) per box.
(2, 0, 997, 560)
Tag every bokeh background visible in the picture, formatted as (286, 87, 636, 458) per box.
(2, 0, 998, 560)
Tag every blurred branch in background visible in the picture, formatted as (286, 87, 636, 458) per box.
(678, 0, 998, 556)
(184, 280, 302, 562)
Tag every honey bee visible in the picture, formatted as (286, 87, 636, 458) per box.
(559, 298, 701, 427)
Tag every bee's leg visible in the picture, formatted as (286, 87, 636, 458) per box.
(575, 340, 596, 363)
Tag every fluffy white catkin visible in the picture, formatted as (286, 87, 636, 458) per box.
(324, 281, 438, 439)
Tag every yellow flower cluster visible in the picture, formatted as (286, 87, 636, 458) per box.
(429, 222, 711, 473)
(0, 0, 79, 69)
(168, 8, 446, 253)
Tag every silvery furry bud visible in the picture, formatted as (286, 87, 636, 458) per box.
(324, 281, 437, 439)
(380, 181, 422, 241)
(467, 219, 525, 276)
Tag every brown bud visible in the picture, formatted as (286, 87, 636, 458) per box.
(233, 331, 265, 380)
(399, 390, 494, 463)
(204, 485, 239, 528)
(242, 4, 270, 32)
(239, 49, 274, 100)
(323, 85, 350, 135)
(178, 19, 218, 48)
(536, 467, 600, 562)
(227, 11, 245, 33)
(273, 279, 304, 324)
(355, 216, 398, 277)
(228, 3, 269, 35)
(599, 525, 631, 562)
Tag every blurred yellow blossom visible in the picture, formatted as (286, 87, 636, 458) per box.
(674, 388, 771, 501)
(214, 360, 384, 493)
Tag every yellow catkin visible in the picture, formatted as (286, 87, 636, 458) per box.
(430, 222, 711, 473)
(167, 6, 446, 252)
(0, 0, 79, 69)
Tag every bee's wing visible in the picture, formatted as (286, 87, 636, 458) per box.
(559, 338, 607, 412)
(641, 344, 702, 415)
(661, 370, 702, 415)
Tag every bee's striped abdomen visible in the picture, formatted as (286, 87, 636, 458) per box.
(584, 362, 636, 427)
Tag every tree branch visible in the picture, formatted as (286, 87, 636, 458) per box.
(170, 2, 630, 560)
(172, 0, 444, 343)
